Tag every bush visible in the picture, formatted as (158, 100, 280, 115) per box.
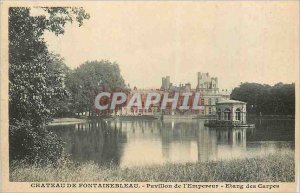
(9, 121, 64, 166)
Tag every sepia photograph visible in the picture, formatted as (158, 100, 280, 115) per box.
(0, 0, 299, 192)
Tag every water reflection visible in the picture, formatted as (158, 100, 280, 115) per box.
(51, 121, 127, 166)
(49, 118, 294, 168)
(197, 126, 247, 162)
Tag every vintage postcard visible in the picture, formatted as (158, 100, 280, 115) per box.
(0, 0, 299, 192)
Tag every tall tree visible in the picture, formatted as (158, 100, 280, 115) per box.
(9, 7, 89, 164)
(66, 60, 128, 116)
(9, 7, 89, 127)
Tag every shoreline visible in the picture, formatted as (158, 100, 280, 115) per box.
(49, 118, 88, 126)
(49, 114, 295, 126)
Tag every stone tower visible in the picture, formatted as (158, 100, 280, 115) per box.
(196, 72, 219, 93)
(161, 76, 171, 90)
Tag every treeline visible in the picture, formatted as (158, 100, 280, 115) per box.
(231, 82, 295, 116)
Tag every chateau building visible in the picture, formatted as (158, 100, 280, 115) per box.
(161, 76, 191, 92)
(115, 72, 230, 117)
(196, 72, 230, 116)
(159, 72, 230, 116)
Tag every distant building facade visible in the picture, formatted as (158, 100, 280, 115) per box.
(159, 72, 230, 116)
(114, 72, 231, 117)
(161, 76, 191, 92)
(196, 72, 230, 116)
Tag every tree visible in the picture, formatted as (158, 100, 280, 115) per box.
(47, 54, 72, 118)
(9, 7, 89, 164)
(66, 60, 128, 116)
(231, 82, 295, 115)
(9, 7, 89, 127)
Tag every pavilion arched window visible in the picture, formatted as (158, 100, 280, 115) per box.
(224, 108, 231, 121)
(235, 108, 241, 121)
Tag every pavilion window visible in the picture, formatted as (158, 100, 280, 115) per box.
(224, 109, 231, 121)
(235, 109, 241, 121)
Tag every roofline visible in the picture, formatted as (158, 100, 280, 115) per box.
(216, 100, 247, 104)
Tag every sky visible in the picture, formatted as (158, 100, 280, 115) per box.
(43, 1, 299, 90)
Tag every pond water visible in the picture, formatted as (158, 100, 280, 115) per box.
(49, 117, 294, 168)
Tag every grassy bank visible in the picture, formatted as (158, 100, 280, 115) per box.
(10, 151, 294, 182)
